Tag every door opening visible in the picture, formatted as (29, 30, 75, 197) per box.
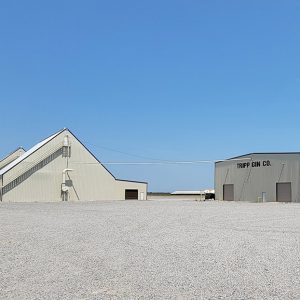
(125, 189, 138, 200)
(276, 182, 292, 202)
(223, 184, 234, 201)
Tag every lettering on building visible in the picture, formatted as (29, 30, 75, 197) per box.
(237, 160, 271, 169)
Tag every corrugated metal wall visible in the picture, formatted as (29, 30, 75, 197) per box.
(2, 130, 147, 202)
(215, 154, 300, 202)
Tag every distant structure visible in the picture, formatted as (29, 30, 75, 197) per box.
(171, 190, 215, 200)
(0, 128, 147, 202)
(215, 153, 300, 202)
(148, 190, 215, 201)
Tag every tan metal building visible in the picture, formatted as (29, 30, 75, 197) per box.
(215, 153, 300, 202)
(0, 128, 147, 202)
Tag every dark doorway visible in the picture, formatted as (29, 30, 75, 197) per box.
(223, 184, 234, 201)
(125, 189, 138, 200)
(276, 182, 292, 202)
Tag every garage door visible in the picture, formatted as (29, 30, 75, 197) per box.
(223, 184, 234, 201)
(276, 182, 291, 202)
(125, 189, 138, 200)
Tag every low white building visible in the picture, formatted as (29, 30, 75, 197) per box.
(148, 190, 215, 201)
(0, 128, 147, 202)
(171, 190, 215, 200)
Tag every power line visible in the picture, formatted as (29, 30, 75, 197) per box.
(71, 158, 250, 165)
(72, 160, 213, 165)
(82, 141, 167, 162)
(81, 141, 250, 165)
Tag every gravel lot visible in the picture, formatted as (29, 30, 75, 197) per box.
(1, 200, 300, 300)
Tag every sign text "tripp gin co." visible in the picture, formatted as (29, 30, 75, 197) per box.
(237, 160, 271, 169)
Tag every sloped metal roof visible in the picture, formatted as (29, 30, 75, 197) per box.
(0, 129, 64, 176)
(215, 152, 300, 164)
(0, 147, 25, 163)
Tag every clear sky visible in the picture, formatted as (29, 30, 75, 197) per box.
(1, 1, 300, 192)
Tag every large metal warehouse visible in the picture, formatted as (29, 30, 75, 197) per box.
(215, 153, 300, 202)
(0, 128, 147, 202)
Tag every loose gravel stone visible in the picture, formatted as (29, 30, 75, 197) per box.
(1, 200, 300, 299)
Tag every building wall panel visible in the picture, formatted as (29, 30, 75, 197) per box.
(2, 129, 147, 202)
(215, 154, 300, 202)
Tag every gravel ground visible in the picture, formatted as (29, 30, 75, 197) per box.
(1, 200, 300, 300)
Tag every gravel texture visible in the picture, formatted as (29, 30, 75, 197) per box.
(1, 200, 300, 300)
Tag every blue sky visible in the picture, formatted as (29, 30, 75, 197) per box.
(1, 1, 300, 191)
